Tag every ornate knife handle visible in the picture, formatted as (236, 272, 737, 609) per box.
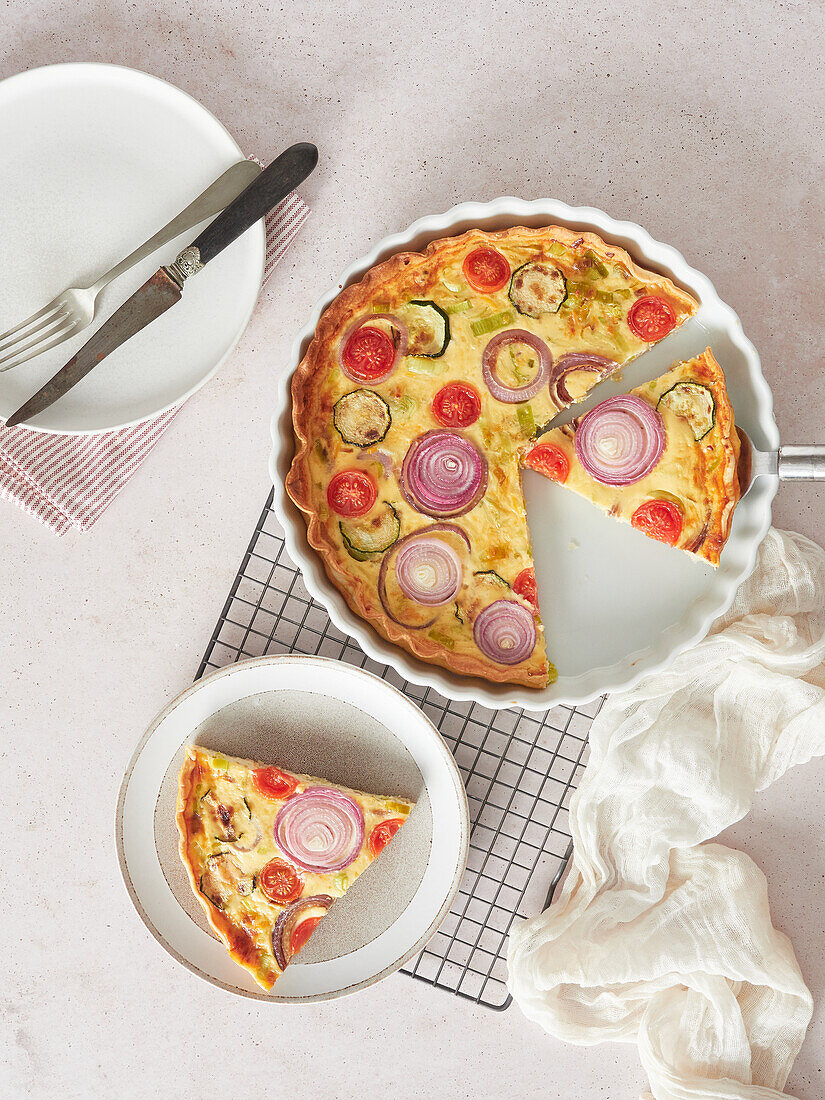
(167, 143, 318, 282)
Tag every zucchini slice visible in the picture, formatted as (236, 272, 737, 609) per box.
(508, 261, 567, 317)
(657, 381, 715, 441)
(340, 503, 401, 560)
(473, 569, 511, 587)
(333, 388, 391, 446)
(396, 300, 450, 357)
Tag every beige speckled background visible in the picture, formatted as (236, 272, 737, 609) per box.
(3, 1, 825, 1096)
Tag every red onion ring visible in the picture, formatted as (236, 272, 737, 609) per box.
(575, 395, 665, 486)
(549, 352, 616, 409)
(473, 600, 537, 665)
(378, 524, 471, 628)
(401, 430, 488, 518)
(274, 788, 365, 873)
(271, 895, 333, 971)
(338, 314, 408, 384)
(481, 329, 553, 403)
(395, 536, 463, 606)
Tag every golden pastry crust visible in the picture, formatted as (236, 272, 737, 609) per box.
(528, 349, 740, 566)
(176, 750, 263, 980)
(675, 349, 741, 564)
(287, 226, 698, 688)
(177, 746, 413, 991)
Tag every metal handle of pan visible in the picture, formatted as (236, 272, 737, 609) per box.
(778, 445, 825, 481)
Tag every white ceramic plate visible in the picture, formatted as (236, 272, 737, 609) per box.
(0, 63, 264, 433)
(116, 656, 469, 1002)
(269, 199, 779, 711)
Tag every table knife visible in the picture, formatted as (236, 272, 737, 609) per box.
(5, 142, 318, 428)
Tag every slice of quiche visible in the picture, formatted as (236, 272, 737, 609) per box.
(523, 349, 740, 566)
(177, 746, 414, 991)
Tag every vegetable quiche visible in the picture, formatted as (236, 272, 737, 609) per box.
(287, 226, 708, 689)
(525, 349, 740, 566)
(177, 746, 414, 991)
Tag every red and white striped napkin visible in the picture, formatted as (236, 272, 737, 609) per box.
(0, 191, 309, 535)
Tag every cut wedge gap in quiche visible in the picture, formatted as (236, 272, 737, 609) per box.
(523, 348, 740, 566)
(287, 226, 699, 689)
(177, 746, 415, 991)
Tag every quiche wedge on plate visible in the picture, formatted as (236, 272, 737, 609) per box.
(287, 226, 699, 690)
(177, 746, 414, 991)
(524, 349, 740, 566)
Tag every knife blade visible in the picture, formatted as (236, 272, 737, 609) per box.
(5, 270, 182, 427)
(6, 142, 318, 428)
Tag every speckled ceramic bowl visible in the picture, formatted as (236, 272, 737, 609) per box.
(270, 198, 778, 711)
(116, 656, 469, 1002)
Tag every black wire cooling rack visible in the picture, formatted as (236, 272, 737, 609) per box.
(196, 490, 600, 1010)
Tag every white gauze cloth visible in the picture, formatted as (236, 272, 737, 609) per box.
(508, 528, 825, 1099)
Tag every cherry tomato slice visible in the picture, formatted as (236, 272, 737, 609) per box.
(290, 915, 322, 956)
(627, 296, 676, 342)
(432, 382, 482, 428)
(253, 766, 299, 800)
(512, 567, 538, 610)
(327, 469, 377, 517)
(631, 499, 684, 545)
(342, 325, 397, 382)
(368, 817, 405, 857)
(259, 858, 303, 905)
(463, 247, 510, 293)
(525, 443, 570, 485)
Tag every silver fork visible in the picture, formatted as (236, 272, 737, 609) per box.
(0, 159, 261, 373)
